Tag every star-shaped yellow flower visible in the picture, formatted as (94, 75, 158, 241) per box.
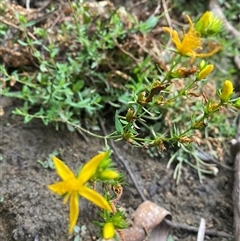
(48, 152, 112, 234)
(163, 15, 220, 59)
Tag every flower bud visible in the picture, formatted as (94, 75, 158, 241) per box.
(103, 222, 115, 239)
(137, 91, 147, 105)
(172, 66, 197, 78)
(196, 11, 222, 37)
(98, 170, 120, 180)
(199, 60, 206, 69)
(235, 98, 240, 109)
(197, 64, 214, 80)
(207, 102, 219, 113)
(97, 152, 111, 171)
(179, 136, 193, 144)
(126, 108, 135, 122)
(192, 120, 207, 129)
(220, 80, 233, 102)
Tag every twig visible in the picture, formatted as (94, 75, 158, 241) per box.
(162, 0, 172, 28)
(234, 56, 240, 70)
(132, 34, 167, 71)
(98, 117, 147, 202)
(76, 128, 89, 143)
(164, 219, 233, 238)
(126, 0, 148, 13)
(152, 0, 161, 16)
(38, 0, 53, 12)
(197, 218, 206, 241)
(114, 39, 139, 63)
(0, 17, 37, 41)
(194, 144, 233, 171)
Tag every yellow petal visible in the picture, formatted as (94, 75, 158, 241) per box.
(69, 192, 79, 234)
(180, 27, 201, 56)
(196, 11, 211, 32)
(78, 152, 107, 184)
(63, 192, 71, 204)
(52, 156, 75, 181)
(186, 15, 194, 29)
(163, 27, 181, 48)
(170, 30, 182, 50)
(103, 222, 115, 239)
(195, 44, 221, 58)
(48, 181, 71, 196)
(79, 186, 112, 212)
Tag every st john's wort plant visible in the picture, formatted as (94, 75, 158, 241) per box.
(1, 1, 239, 182)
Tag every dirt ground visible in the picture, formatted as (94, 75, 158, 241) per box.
(0, 97, 234, 241)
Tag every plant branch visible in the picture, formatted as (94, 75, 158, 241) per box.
(98, 117, 147, 202)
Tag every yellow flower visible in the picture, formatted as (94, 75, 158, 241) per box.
(103, 222, 115, 239)
(48, 152, 112, 234)
(163, 15, 220, 59)
(196, 11, 222, 37)
(220, 80, 233, 102)
(197, 63, 214, 80)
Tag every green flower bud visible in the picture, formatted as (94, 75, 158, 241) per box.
(199, 60, 206, 69)
(235, 98, 240, 109)
(126, 108, 135, 122)
(196, 11, 222, 37)
(112, 213, 128, 229)
(98, 170, 120, 180)
(97, 152, 111, 171)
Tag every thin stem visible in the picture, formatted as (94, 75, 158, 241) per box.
(162, 55, 182, 83)
(166, 78, 197, 103)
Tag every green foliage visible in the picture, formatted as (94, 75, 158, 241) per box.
(171, 0, 206, 16)
(37, 149, 62, 169)
(219, 0, 240, 22)
(1, 2, 159, 128)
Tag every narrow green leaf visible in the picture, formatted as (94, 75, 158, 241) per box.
(115, 111, 123, 134)
(73, 80, 85, 92)
(144, 16, 158, 30)
(17, 40, 28, 46)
